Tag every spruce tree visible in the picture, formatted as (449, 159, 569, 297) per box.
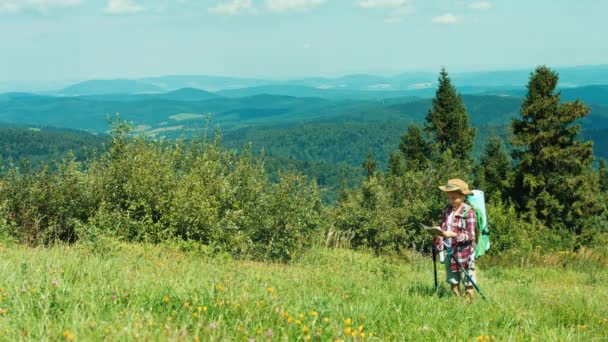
(362, 151, 377, 179)
(474, 136, 512, 202)
(424, 67, 476, 160)
(511, 65, 602, 234)
(399, 125, 431, 170)
(387, 151, 405, 177)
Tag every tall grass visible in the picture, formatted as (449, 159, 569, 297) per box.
(0, 242, 606, 341)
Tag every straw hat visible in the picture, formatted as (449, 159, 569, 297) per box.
(438, 178, 473, 195)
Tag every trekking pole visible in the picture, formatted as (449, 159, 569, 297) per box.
(432, 244, 438, 291)
(447, 248, 489, 303)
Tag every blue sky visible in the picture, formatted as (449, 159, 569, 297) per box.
(0, 0, 606, 81)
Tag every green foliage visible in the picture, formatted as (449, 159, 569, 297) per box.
(424, 68, 476, 161)
(386, 151, 405, 177)
(511, 66, 604, 235)
(0, 154, 95, 245)
(330, 157, 472, 255)
(0, 127, 106, 169)
(484, 199, 534, 253)
(0, 196, 17, 245)
(361, 151, 377, 179)
(600, 159, 608, 192)
(399, 125, 431, 170)
(474, 136, 513, 203)
(0, 117, 323, 261)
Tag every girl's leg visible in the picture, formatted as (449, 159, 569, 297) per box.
(464, 286, 474, 303)
(451, 284, 460, 297)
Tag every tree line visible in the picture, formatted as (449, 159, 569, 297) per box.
(1, 66, 607, 260)
(332, 66, 607, 254)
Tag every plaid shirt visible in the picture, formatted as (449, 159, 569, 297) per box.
(434, 203, 476, 272)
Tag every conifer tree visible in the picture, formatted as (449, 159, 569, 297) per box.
(474, 136, 512, 202)
(424, 67, 476, 160)
(387, 151, 405, 177)
(362, 151, 377, 179)
(399, 125, 431, 170)
(511, 65, 602, 234)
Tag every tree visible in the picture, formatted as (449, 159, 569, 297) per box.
(511, 65, 602, 234)
(362, 150, 377, 179)
(399, 125, 431, 170)
(474, 136, 512, 202)
(600, 159, 608, 193)
(424, 67, 476, 161)
(387, 151, 405, 177)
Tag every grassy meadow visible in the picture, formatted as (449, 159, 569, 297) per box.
(0, 242, 607, 341)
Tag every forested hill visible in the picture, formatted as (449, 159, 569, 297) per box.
(1, 91, 607, 134)
(0, 126, 107, 167)
(1, 88, 607, 199)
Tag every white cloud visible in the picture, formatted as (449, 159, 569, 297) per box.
(266, 0, 326, 13)
(105, 0, 144, 15)
(210, 0, 256, 16)
(359, 0, 408, 9)
(432, 13, 463, 24)
(358, 0, 412, 24)
(0, 0, 81, 13)
(303, 42, 312, 49)
(469, 1, 491, 10)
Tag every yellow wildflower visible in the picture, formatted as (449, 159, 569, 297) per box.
(303, 326, 310, 334)
(344, 318, 352, 326)
(162, 296, 170, 303)
(62, 330, 75, 342)
(311, 311, 318, 317)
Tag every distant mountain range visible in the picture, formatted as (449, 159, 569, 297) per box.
(3, 65, 608, 96)
(1, 65, 607, 173)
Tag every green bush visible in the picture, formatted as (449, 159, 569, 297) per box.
(330, 154, 473, 256)
(0, 118, 323, 261)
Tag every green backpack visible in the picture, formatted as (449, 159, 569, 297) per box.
(466, 190, 490, 258)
